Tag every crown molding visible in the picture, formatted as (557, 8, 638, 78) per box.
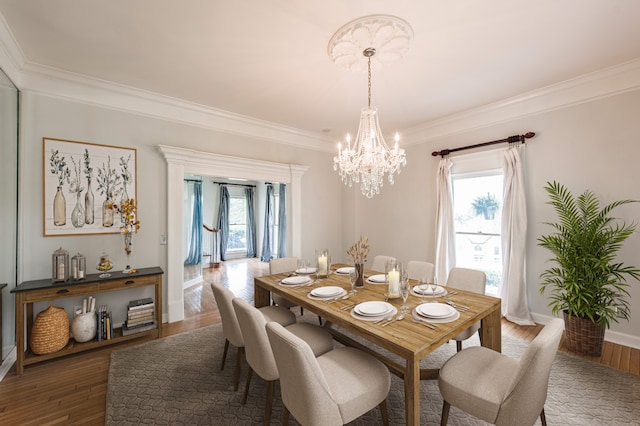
(2, 14, 639, 151)
(401, 58, 640, 145)
(20, 61, 335, 151)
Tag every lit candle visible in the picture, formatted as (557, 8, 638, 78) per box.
(57, 262, 65, 280)
(318, 254, 327, 275)
(388, 268, 400, 297)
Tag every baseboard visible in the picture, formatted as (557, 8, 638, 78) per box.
(531, 313, 640, 350)
(183, 276, 203, 289)
(0, 347, 16, 382)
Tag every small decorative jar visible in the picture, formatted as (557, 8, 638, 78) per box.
(52, 247, 70, 283)
(71, 252, 87, 280)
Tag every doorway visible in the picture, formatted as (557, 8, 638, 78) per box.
(159, 145, 308, 322)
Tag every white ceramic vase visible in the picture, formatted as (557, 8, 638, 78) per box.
(71, 311, 97, 343)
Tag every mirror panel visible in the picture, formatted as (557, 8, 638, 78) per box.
(0, 66, 18, 360)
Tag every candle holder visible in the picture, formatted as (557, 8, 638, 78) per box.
(70, 252, 87, 280)
(52, 247, 70, 283)
(315, 249, 329, 278)
(385, 260, 401, 299)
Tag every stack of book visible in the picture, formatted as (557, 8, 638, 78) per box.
(122, 297, 157, 336)
(97, 305, 114, 341)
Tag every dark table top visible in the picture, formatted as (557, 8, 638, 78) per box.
(11, 266, 164, 293)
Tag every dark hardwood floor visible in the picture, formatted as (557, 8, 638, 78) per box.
(0, 258, 637, 425)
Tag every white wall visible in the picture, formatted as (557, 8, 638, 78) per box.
(353, 88, 640, 345)
(12, 79, 640, 351)
(17, 92, 343, 325)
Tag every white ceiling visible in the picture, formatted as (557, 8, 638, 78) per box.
(1, 0, 640, 145)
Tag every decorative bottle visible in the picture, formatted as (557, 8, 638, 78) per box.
(85, 180, 95, 225)
(53, 186, 66, 226)
(71, 192, 85, 228)
(102, 198, 114, 227)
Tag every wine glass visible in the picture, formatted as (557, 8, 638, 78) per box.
(349, 268, 359, 294)
(400, 277, 410, 313)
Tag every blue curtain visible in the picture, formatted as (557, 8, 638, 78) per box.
(260, 184, 274, 262)
(184, 180, 203, 265)
(216, 186, 230, 261)
(277, 183, 287, 258)
(245, 187, 257, 258)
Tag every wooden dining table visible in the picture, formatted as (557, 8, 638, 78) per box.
(254, 265, 502, 426)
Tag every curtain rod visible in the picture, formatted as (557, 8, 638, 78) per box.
(213, 181, 256, 188)
(431, 132, 535, 157)
(184, 178, 202, 183)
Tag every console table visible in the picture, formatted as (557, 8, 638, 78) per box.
(12, 266, 163, 375)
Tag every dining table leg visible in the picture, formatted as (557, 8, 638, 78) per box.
(254, 280, 271, 308)
(480, 302, 502, 352)
(405, 358, 421, 425)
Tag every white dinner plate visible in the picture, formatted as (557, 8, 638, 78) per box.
(351, 305, 398, 322)
(354, 301, 393, 316)
(414, 285, 446, 296)
(295, 267, 317, 274)
(416, 303, 456, 318)
(280, 276, 311, 286)
(310, 286, 343, 298)
(411, 308, 460, 324)
(367, 274, 387, 283)
(336, 267, 355, 274)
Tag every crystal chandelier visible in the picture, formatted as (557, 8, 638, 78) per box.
(329, 15, 411, 198)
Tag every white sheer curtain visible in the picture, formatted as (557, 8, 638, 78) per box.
(500, 144, 534, 325)
(434, 157, 456, 285)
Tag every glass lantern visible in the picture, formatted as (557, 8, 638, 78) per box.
(71, 252, 87, 280)
(315, 248, 329, 278)
(385, 260, 401, 298)
(52, 247, 70, 282)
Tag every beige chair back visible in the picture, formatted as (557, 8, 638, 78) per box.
(371, 255, 396, 273)
(232, 298, 280, 381)
(266, 322, 343, 426)
(210, 282, 243, 348)
(269, 257, 298, 274)
(407, 260, 435, 281)
(496, 318, 564, 425)
(446, 267, 486, 293)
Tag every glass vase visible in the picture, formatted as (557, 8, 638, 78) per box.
(71, 192, 85, 228)
(102, 198, 114, 227)
(53, 186, 66, 226)
(355, 263, 365, 288)
(84, 180, 95, 224)
(123, 232, 133, 273)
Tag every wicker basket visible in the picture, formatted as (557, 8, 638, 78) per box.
(30, 305, 70, 355)
(563, 310, 605, 357)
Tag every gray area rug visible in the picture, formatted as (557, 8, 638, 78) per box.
(106, 316, 640, 425)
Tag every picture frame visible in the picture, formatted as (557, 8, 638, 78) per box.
(43, 137, 137, 236)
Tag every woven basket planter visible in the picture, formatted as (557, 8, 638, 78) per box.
(30, 305, 70, 355)
(563, 310, 605, 357)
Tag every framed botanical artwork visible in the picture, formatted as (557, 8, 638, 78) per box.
(43, 137, 137, 236)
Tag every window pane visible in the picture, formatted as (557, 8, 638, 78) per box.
(228, 197, 246, 250)
(452, 174, 503, 296)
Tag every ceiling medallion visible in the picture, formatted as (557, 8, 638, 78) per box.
(329, 15, 411, 198)
(327, 15, 413, 73)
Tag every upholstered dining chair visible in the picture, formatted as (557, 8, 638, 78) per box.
(406, 260, 435, 281)
(438, 318, 564, 426)
(266, 321, 391, 426)
(210, 282, 296, 391)
(446, 267, 486, 351)
(371, 255, 396, 273)
(232, 298, 334, 425)
(269, 256, 303, 315)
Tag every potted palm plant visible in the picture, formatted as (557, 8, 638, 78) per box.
(538, 181, 640, 356)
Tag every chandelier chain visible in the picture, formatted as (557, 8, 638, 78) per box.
(367, 55, 372, 108)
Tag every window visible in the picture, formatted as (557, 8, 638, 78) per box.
(228, 194, 247, 252)
(452, 171, 503, 296)
(271, 189, 280, 256)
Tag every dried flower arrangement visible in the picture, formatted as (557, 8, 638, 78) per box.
(347, 236, 370, 264)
